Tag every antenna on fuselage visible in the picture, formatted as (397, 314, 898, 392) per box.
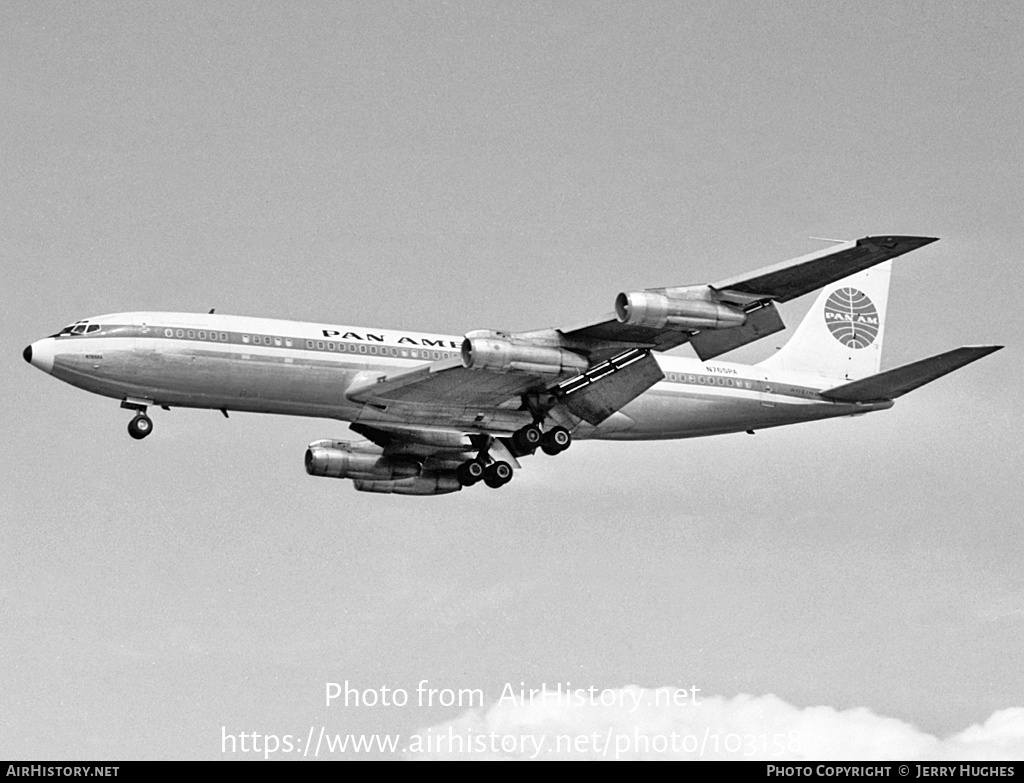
(208, 308, 216, 314)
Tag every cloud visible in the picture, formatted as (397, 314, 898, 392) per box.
(406, 687, 1024, 760)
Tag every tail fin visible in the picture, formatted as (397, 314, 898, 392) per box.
(757, 261, 891, 381)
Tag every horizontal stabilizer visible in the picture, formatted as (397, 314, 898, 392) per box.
(819, 346, 1002, 402)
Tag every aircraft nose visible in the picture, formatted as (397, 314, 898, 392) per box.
(24, 339, 55, 373)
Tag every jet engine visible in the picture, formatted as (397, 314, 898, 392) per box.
(615, 292, 747, 330)
(305, 440, 420, 482)
(461, 337, 588, 376)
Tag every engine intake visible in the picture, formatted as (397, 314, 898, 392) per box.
(461, 337, 588, 376)
(305, 441, 420, 482)
(615, 292, 746, 330)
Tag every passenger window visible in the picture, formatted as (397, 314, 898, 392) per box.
(187, 330, 195, 339)
(359, 345, 367, 353)
(274, 338, 282, 347)
(316, 341, 324, 350)
(285, 339, 293, 347)
(164, 329, 173, 337)
(198, 331, 206, 339)
(176, 330, 185, 338)
(327, 342, 335, 351)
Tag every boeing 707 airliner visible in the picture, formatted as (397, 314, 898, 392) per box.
(23, 236, 1001, 495)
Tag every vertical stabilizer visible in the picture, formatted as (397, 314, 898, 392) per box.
(757, 261, 891, 381)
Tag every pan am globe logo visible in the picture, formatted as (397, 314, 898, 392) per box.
(823, 287, 879, 349)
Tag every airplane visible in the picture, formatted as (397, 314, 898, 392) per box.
(22, 235, 1001, 495)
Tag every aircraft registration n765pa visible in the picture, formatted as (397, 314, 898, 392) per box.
(24, 235, 1001, 495)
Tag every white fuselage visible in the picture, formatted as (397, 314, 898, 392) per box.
(25, 312, 890, 441)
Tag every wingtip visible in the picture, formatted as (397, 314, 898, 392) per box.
(858, 235, 940, 255)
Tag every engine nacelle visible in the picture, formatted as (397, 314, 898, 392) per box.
(615, 292, 747, 330)
(461, 337, 588, 375)
(353, 475, 462, 496)
(305, 441, 420, 482)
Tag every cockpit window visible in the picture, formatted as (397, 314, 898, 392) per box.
(56, 321, 98, 336)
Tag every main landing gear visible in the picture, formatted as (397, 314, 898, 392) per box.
(456, 424, 572, 490)
(121, 400, 153, 440)
(510, 423, 571, 456)
(455, 456, 513, 489)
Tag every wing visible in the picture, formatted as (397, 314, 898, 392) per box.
(560, 235, 937, 361)
(342, 235, 939, 430)
(345, 356, 537, 410)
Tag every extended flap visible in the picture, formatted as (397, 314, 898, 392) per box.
(556, 349, 664, 425)
(689, 300, 786, 361)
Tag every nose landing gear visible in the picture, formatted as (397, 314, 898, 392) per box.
(121, 399, 154, 440)
(127, 413, 153, 440)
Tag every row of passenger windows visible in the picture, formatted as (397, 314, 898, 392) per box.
(307, 340, 454, 361)
(244, 334, 292, 347)
(162, 327, 455, 361)
(666, 372, 756, 390)
(164, 328, 228, 341)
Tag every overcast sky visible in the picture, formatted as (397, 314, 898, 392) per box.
(3, 0, 1022, 760)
